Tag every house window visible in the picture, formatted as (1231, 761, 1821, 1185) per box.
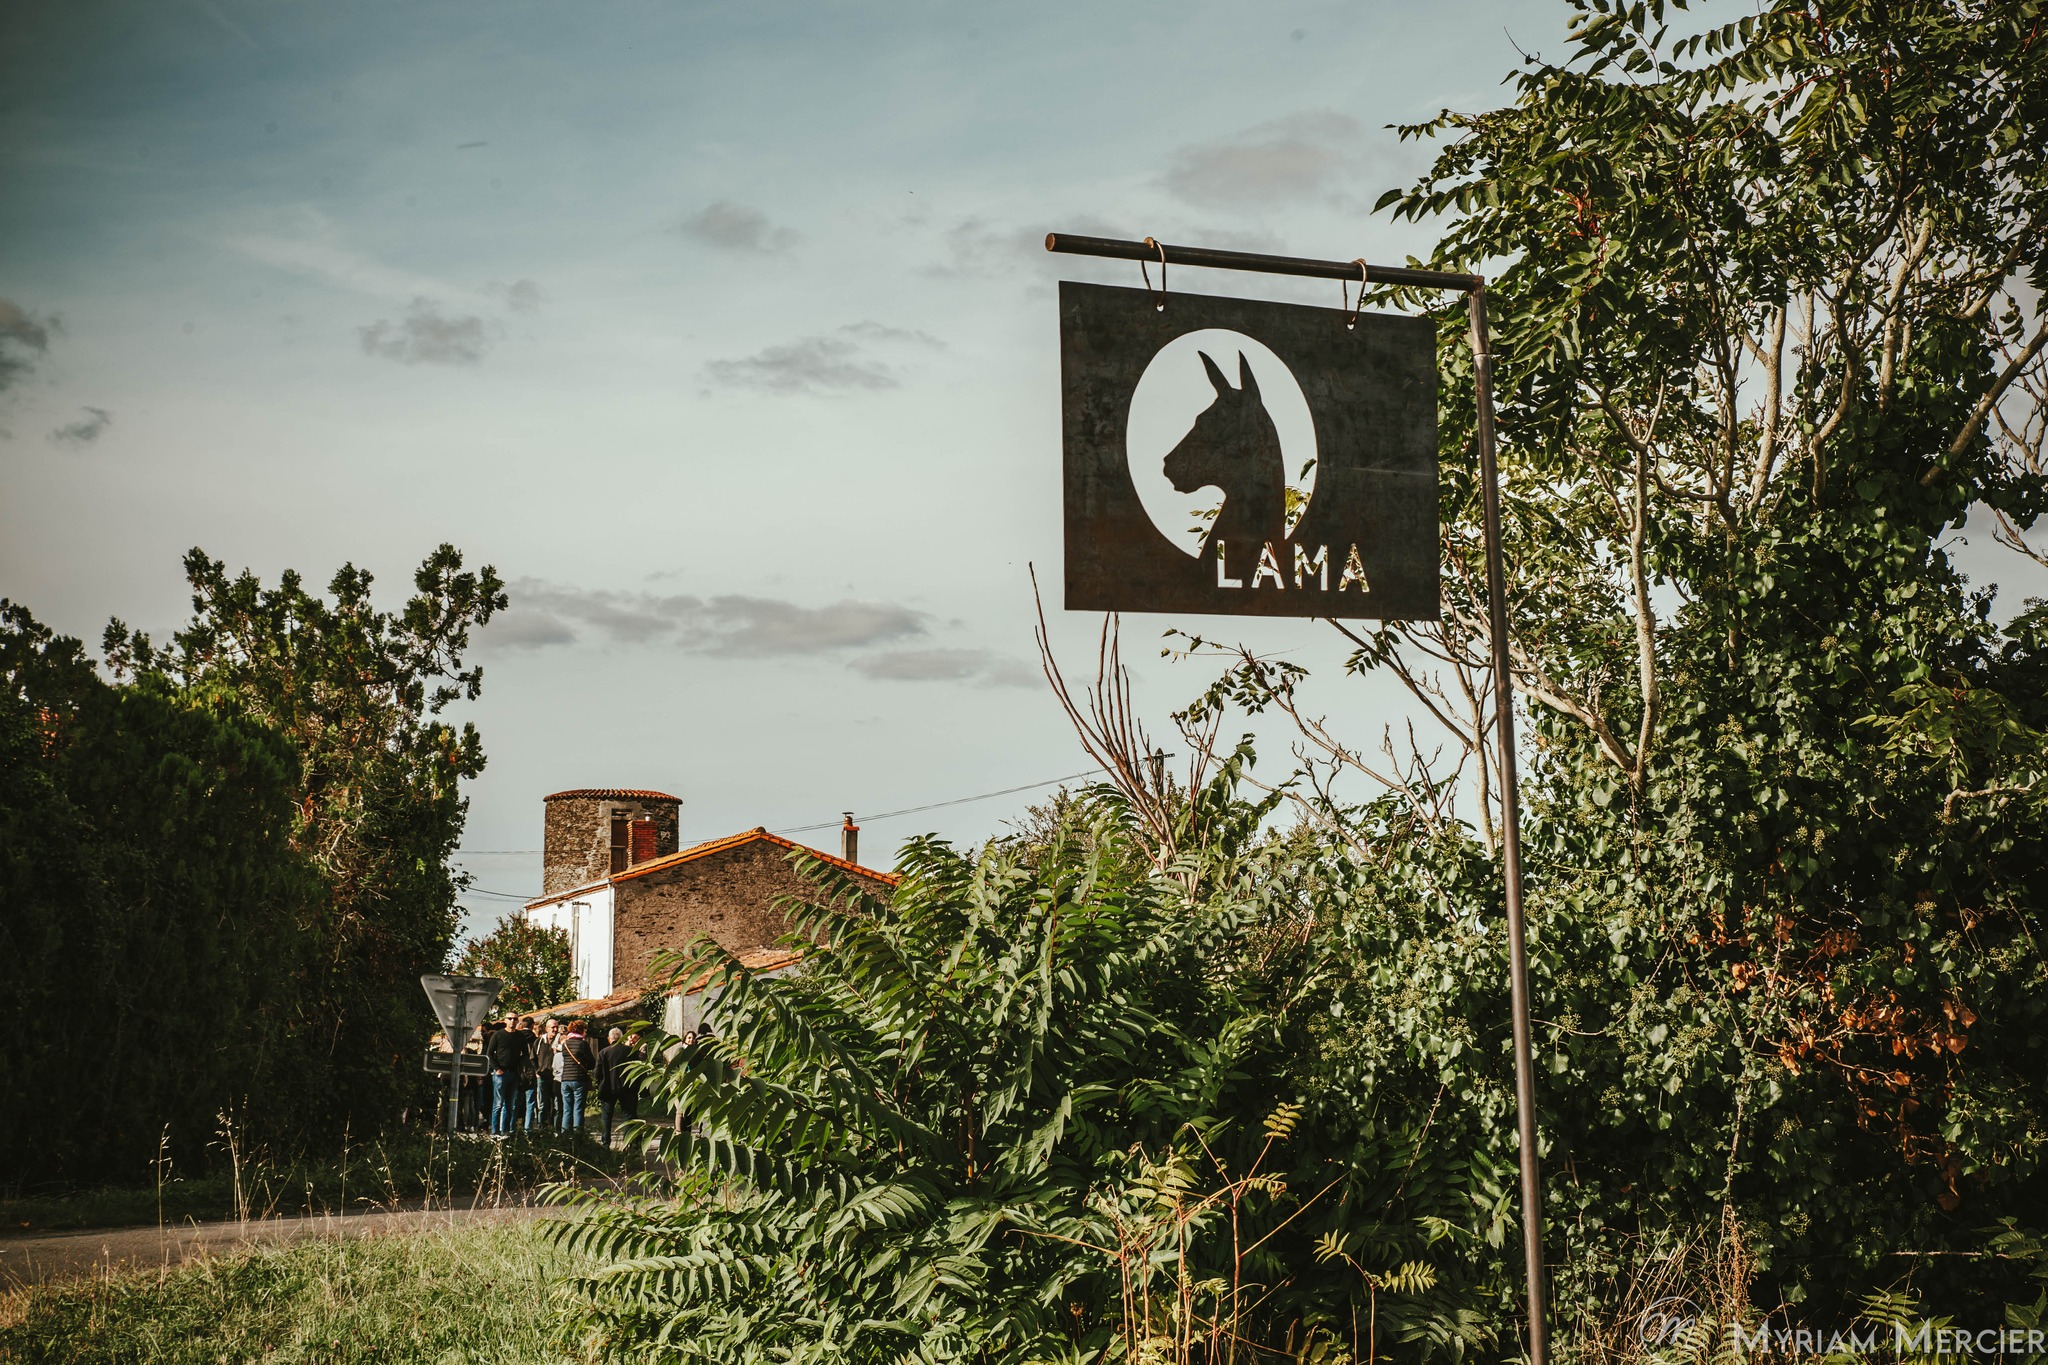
(609, 816, 630, 873)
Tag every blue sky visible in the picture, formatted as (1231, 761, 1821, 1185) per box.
(6, 0, 2041, 938)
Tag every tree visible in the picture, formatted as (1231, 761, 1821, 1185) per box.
(104, 543, 506, 1139)
(1188, 0, 2048, 1322)
(457, 916, 574, 1014)
(0, 602, 322, 1182)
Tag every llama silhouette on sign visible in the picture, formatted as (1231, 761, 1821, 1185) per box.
(1162, 350, 1289, 577)
(1061, 281, 1436, 618)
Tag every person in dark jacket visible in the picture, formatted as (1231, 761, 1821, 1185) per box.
(556, 1018, 597, 1137)
(484, 1017, 528, 1136)
(533, 1018, 561, 1129)
(511, 1015, 542, 1132)
(512, 1015, 537, 1131)
(593, 1027, 641, 1149)
(466, 1023, 497, 1129)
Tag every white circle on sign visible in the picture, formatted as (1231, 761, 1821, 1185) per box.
(1126, 329, 1317, 558)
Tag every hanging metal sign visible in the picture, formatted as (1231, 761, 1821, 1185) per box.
(1060, 281, 1438, 620)
(1051, 233, 1549, 1365)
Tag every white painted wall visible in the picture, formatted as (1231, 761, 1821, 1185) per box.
(526, 884, 615, 1000)
(662, 960, 800, 1037)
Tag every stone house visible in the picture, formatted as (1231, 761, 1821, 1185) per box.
(523, 787, 895, 1002)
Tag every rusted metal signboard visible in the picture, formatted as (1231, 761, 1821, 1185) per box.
(1060, 281, 1438, 619)
(1051, 233, 1548, 1365)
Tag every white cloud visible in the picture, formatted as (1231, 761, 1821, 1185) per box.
(359, 300, 493, 365)
(0, 297, 55, 394)
(1160, 112, 1369, 207)
(673, 201, 800, 254)
(49, 406, 112, 446)
(708, 334, 896, 394)
(840, 321, 942, 348)
(850, 648, 1040, 688)
(487, 279, 545, 312)
(705, 322, 941, 395)
(487, 580, 930, 657)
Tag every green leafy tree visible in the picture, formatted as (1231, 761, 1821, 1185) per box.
(1182, 0, 2048, 1325)
(0, 602, 322, 1181)
(104, 544, 506, 1138)
(457, 916, 575, 1014)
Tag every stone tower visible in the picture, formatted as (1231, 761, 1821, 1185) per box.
(541, 788, 682, 895)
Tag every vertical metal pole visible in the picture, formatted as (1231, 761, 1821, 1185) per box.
(1468, 286, 1549, 1365)
(448, 986, 467, 1143)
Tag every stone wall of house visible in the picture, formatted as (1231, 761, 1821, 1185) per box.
(542, 791, 681, 895)
(610, 836, 891, 993)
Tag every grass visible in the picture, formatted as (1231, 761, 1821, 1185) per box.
(1, 1129, 637, 1234)
(0, 1217, 589, 1364)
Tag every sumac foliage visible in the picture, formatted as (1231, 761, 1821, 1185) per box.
(555, 792, 1505, 1364)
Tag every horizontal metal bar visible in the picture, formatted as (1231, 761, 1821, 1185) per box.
(1045, 232, 1482, 293)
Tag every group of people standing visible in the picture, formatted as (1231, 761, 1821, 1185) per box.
(475, 1014, 645, 1146)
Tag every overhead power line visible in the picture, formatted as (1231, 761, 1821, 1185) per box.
(454, 765, 1113, 893)
(778, 766, 1108, 834)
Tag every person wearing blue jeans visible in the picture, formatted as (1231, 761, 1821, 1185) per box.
(513, 1015, 543, 1132)
(559, 1078, 587, 1135)
(484, 1017, 531, 1136)
(556, 1019, 596, 1137)
(491, 1070, 522, 1135)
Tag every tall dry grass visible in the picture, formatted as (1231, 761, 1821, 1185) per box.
(1563, 1215, 1768, 1365)
(0, 1218, 587, 1364)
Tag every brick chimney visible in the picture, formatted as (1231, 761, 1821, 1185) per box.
(841, 812, 858, 866)
(630, 816, 659, 866)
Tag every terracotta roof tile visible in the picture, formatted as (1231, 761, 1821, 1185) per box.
(527, 950, 807, 1017)
(527, 987, 641, 1019)
(544, 787, 682, 802)
(522, 827, 896, 912)
(658, 948, 806, 1001)
(522, 877, 612, 911)
(610, 827, 899, 889)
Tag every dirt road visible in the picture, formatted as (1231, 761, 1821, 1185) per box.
(0, 1203, 554, 1287)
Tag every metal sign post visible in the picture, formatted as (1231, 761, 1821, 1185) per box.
(420, 973, 503, 1141)
(1047, 232, 1549, 1365)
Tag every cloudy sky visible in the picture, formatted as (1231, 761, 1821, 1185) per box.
(5, 1, 2040, 938)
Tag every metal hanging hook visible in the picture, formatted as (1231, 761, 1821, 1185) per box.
(1341, 259, 1369, 329)
(1140, 237, 1168, 311)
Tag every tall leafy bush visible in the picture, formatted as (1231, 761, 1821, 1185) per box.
(557, 790, 1505, 1364)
